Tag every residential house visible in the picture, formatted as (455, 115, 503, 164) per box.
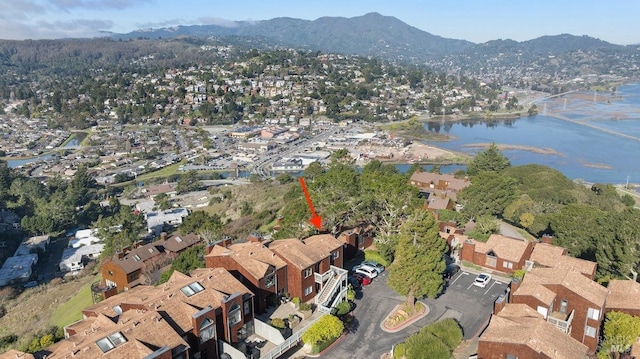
(510, 266, 609, 352)
(34, 268, 254, 359)
(69, 229, 102, 248)
(100, 234, 201, 296)
(0, 350, 34, 359)
(269, 234, 348, 313)
(0, 254, 38, 286)
(528, 242, 597, 279)
(141, 182, 176, 199)
(205, 240, 289, 314)
(59, 244, 104, 272)
(460, 234, 534, 274)
(14, 235, 50, 256)
(409, 172, 470, 201)
(145, 208, 190, 236)
(478, 303, 589, 359)
(337, 223, 375, 259)
(605, 279, 640, 317)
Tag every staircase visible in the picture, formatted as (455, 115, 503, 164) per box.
(315, 266, 348, 313)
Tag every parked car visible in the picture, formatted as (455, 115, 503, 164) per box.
(360, 260, 385, 274)
(473, 273, 492, 288)
(348, 276, 362, 289)
(444, 264, 460, 281)
(354, 265, 378, 279)
(351, 273, 372, 286)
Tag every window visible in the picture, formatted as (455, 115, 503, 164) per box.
(331, 251, 339, 260)
(133, 254, 141, 261)
(506, 355, 518, 359)
(180, 282, 205, 297)
(502, 261, 513, 269)
(228, 303, 242, 326)
(303, 268, 312, 278)
(264, 268, 275, 289)
(304, 286, 312, 296)
(587, 308, 600, 320)
(559, 299, 568, 314)
(112, 305, 122, 315)
(199, 318, 215, 343)
(244, 300, 251, 315)
(96, 332, 127, 353)
(585, 325, 597, 338)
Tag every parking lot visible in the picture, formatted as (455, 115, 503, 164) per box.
(326, 267, 511, 358)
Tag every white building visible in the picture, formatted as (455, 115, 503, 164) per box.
(59, 244, 105, 272)
(145, 208, 190, 236)
(0, 254, 38, 286)
(14, 235, 50, 256)
(69, 229, 102, 248)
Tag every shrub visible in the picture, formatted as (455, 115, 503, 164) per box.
(299, 302, 312, 311)
(302, 315, 344, 349)
(512, 269, 526, 281)
(402, 318, 463, 358)
(346, 287, 356, 301)
(291, 296, 301, 304)
(393, 342, 406, 359)
(270, 318, 286, 329)
(331, 300, 352, 317)
(364, 250, 390, 267)
(423, 318, 463, 350)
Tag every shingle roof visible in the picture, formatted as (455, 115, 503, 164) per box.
(303, 234, 342, 254)
(40, 309, 188, 359)
(206, 241, 287, 280)
(513, 282, 556, 306)
(481, 303, 589, 359)
(516, 267, 608, 307)
(606, 279, 640, 311)
(162, 233, 201, 253)
(269, 238, 327, 269)
(112, 242, 165, 274)
(473, 234, 531, 263)
(409, 172, 471, 192)
(0, 349, 35, 359)
(529, 242, 596, 277)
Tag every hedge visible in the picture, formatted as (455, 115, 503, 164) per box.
(301, 314, 344, 351)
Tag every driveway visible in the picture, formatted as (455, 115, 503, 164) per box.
(324, 270, 510, 358)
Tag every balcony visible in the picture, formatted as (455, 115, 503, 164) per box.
(547, 309, 574, 334)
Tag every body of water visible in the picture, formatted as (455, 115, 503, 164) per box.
(422, 84, 640, 184)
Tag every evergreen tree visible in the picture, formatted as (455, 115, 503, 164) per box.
(387, 210, 447, 309)
(466, 143, 511, 176)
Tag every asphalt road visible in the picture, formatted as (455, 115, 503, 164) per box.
(324, 269, 510, 358)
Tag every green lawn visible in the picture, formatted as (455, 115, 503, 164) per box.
(50, 278, 97, 328)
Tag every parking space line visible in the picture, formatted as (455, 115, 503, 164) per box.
(484, 281, 498, 295)
(450, 271, 467, 285)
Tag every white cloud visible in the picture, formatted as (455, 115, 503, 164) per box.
(198, 17, 238, 28)
(49, 0, 153, 10)
(0, 18, 113, 40)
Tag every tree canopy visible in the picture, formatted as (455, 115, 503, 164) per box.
(387, 210, 447, 303)
(466, 143, 511, 176)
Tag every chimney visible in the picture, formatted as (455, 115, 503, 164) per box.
(460, 239, 475, 263)
(494, 294, 506, 315)
(540, 234, 553, 244)
(509, 277, 522, 301)
(248, 233, 262, 243)
(160, 232, 167, 241)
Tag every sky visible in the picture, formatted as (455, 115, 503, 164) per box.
(1, 0, 639, 45)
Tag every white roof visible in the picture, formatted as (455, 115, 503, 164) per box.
(60, 244, 105, 265)
(0, 254, 37, 285)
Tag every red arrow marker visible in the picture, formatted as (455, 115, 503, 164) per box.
(299, 177, 322, 230)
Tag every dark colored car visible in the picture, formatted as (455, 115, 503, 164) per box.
(347, 276, 362, 289)
(352, 273, 372, 286)
(444, 264, 460, 281)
